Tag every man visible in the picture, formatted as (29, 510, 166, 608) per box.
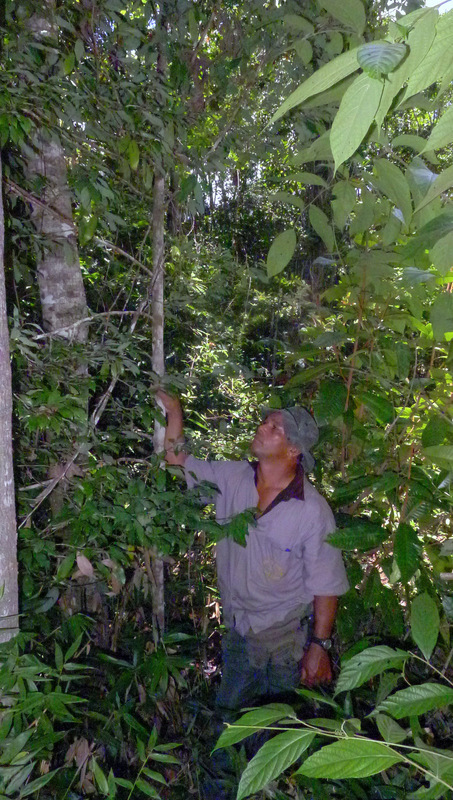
(157, 391, 348, 715)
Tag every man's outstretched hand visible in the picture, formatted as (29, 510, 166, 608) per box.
(300, 643, 332, 687)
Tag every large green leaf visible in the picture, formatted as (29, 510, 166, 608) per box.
(266, 229, 297, 277)
(430, 231, 453, 275)
(430, 293, 453, 340)
(295, 739, 403, 779)
(327, 522, 389, 552)
(358, 41, 407, 78)
(331, 180, 357, 228)
(314, 380, 347, 423)
(375, 714, 408, 744)
(335, 646, 408, 695)
(401, 213, 453, 260)
(286, 172, 328, 188)
(423, 104, 453, 153)
(360, 391, 394, 424)
(422, 416, 451, 448)
(331, 73, 383, 171)
(214, 704, 295, 750)
(394, 524, 421, 584)
(237, 730, 316, 800)
(376, 9, 437, 129)
(415, 164, 453, 213)
(309, 206, 335, 252)
(270, 48, 360, 125)
(423, 445, 453, 469)
(291, 132, 333, 165)
(376, 683, 453, 719)
(374, 159, 412, 225)
(411, 593, 440, 661)
(404, 10, 453, 100)
(319, 0, 366, 35)
(269, 192, 305, 211)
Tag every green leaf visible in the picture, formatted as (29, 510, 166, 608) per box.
(135, 778, 161, 797)
(74, 38, 85, 61)
(360, 391, 394, 424)
(319, 0, 366, 35)
(415, 164, 453, 213)
(335, 646, 408, 695)
(269, 192, 305, 211)
(358, 41, 407, 78)
(91, 759, 109, 795)
(56, 553, 75, 581)
(394, 524, 421, 584)
(423, 104, 453, 153)
(287, 172, 328, 188)
(270, 48, 360, 125)
(266, 229, 297, 277)
(422, 416, 451, 448)
(283, 14, 314, 35)
(19, 769, 60, 797)
(430, 293, 453, 340)
(214, 704, 295, 750)
(424, 445, 453, 468)
(309, 206, 335, 252)
(64, 52, 75, 75)
(331, 73, 383, 171)
(374, 159, 412, 225)
(314, 381, 347, 422)
(128, 140, 140, 170)
(327, 522, 389, 552)
(376, 683, 453, 719)
(375, 714, 408, 744)
(430, 231, 453, 275)
(291, 132, 332, 165)
(295, 739, 403, 779)
(411, 593, 440, 660)
(0, 732, 33, 765)
(237, 730, 315, 800)
(402, 213, 453, 260)
(293, 39, 313, 66)
(404, 10, 453, 101)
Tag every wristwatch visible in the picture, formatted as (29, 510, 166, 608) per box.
(310, 635, 333, 651)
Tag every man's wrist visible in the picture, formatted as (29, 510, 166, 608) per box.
(309, 635, 333, 651)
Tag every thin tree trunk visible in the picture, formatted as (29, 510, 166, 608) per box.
(150, 172, 166, 639)
(0, 153, 19, 643)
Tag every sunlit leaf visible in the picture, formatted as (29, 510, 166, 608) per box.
(266, 229, 297, 277)
(295, 739, 403, 779)
(394, 524, 421, 584)
(309, 206, 335, 252)
(376, 683, 453, 719)
(335, 646, 408, 695)
(320, 0, 366, 35)
(331, 73, 383, 171)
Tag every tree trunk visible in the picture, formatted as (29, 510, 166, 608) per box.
(0, 153, 19, 643)
(150, 172, 166, 640)
(27, 136, 88, 341)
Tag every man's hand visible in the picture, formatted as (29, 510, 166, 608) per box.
(155, 390, 186, 465)
(300, 643, 332, 687)
(156, 389, 182, 416)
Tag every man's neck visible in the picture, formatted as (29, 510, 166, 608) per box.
(256, 457, 297, 490)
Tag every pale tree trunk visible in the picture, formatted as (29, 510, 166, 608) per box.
(150, 172, 166, 639)
(0, 153, 19, 643)
(27, 136, 88, 341)
(26, 0, 88, 342)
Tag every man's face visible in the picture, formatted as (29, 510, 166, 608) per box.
(250, 412, 295, 459)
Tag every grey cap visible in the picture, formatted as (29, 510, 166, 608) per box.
(280, 406, 319, 472)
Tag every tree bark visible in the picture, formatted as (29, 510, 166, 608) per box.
(27, 136, 88, 341)
(0, 153, 19, 643)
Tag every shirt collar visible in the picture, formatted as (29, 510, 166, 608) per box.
(251, 460, 305, 517)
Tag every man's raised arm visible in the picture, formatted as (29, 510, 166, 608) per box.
(156, 390, 187, 466)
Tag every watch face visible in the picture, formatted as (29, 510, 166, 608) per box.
(312, 636, 332, 650)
